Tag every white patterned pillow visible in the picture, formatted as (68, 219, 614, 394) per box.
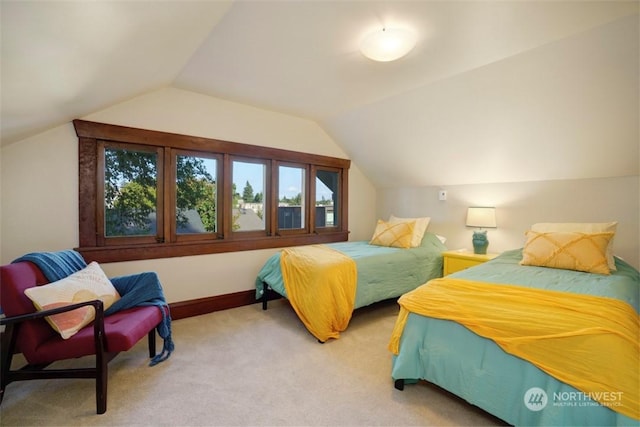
(24, 262, 120, 339)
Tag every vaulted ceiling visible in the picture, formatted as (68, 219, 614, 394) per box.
(2, 1, 638, 187)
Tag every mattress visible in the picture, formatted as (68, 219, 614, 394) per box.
(391, 249, 639, 426)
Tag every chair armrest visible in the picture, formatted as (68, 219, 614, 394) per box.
(0, 300, 105, 326)
(1, 300, 107, 365)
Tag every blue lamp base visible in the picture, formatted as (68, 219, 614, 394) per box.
(472, 230, 489, 254)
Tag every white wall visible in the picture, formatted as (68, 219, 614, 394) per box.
(378, 176, 639, 269)
(1, 88, 377, 303)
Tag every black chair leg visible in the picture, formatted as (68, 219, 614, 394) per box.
(148, 330, 157, 358)
(0, 324, 17, 407)
(96, 352, 108, 414)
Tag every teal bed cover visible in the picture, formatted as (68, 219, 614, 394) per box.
(391, 249, 639, 426)
(255, 232, 447, 309)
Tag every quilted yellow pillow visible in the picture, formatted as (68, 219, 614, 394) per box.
(24, 262, 120, 339)
(520, 231, 614, 275)
(389, 215, 431, 248)
(531, 222, 618, 271)
(370, 219, 416, 249)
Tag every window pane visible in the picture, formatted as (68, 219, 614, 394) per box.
(104, 147, 157, 237)
(176, 155, 217, 234)
(316, 170, 338, 228)
(278, 165, 305, 230)
(232, 160, 266, 232)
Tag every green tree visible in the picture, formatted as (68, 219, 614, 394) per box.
(105, 148, 157, 236)
(279, 192, 302, 205)
(242, 180, 254, 203)
(232, 183, 240, 207)
(195, 183, 217, 232)
(106, 180, 156, 235)
(176, 155, 216, 232)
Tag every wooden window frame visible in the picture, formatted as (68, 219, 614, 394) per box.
(74, 120, 350, 263)
(99, 141, 164, 247)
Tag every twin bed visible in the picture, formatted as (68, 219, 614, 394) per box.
(256, 231, 446, 341)
(390, 248, 639, 426)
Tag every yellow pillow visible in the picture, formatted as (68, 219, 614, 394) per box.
(389, 215, 431, 248)
(370, 219, 416, 249)
(530, 222, 617, 271)
(24, 262, 121, 339)
(520, 231, 614, 275)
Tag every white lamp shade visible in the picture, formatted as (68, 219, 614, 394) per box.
(466, 207, 497, 228)
(360, 28, 417, 62)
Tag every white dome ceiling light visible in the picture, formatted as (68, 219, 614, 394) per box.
(360, 27, 417, 62)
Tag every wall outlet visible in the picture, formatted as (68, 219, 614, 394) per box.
(438, 190, 447, 201)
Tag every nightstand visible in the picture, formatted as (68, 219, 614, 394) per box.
(442, 250, 498, 276)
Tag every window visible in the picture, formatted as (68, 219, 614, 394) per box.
(102, 143, 161, 244)
(277, 164, 306, 232)
(315, 168, 340, 228)
(74, 120, 350, 263)
(174, 151, 220, 242)
(232, 159, 267, 233)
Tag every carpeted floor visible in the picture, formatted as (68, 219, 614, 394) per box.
(0, 299, 507, 426)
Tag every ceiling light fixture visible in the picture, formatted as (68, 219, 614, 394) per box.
(360, 27, 417, 62)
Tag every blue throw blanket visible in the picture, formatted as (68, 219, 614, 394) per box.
(13, 250, 174, 366)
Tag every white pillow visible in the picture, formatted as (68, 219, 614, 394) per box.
(389, 215, 431, 248)
(24, 262, 121, 339)
(530, 222, 617, 271)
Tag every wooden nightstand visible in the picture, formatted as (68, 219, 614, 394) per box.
(442, 250, 498, 276)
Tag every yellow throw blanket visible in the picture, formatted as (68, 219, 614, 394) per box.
(388, 278, 640, 420)
(280, 245, 357, 342)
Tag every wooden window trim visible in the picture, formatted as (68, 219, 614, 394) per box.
(74, 120, 350, 263)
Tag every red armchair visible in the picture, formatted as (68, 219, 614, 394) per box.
(0, 261, 163, 414)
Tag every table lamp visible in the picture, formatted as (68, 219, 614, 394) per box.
(466, 207, 497, 254)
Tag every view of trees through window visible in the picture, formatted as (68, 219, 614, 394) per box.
(176, 154, 217, 234)
(104, 147, 158, 237)
(105, 147, 218, 237)
(103, 147, 341, 239)
(105, 155, 341, 237)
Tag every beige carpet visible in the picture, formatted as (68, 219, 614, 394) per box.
(0, 299, 507, 426)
